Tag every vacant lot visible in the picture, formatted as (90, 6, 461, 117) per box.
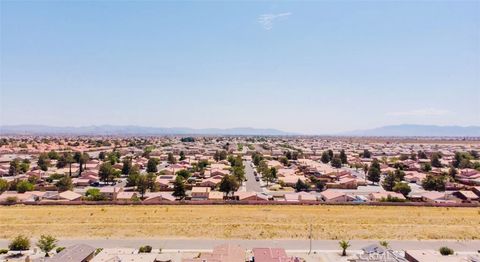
(0, 205, 479, 240)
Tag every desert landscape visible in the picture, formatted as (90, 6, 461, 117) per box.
(1, 205, 479, 240)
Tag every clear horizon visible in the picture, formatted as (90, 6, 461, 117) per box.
(1, 1, 479, 133)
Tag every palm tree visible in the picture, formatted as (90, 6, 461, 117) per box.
(65, 153, 74, 177)
(339, 240, 350, 256)
(363, 164, 368, 183)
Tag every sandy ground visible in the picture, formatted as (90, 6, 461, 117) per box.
(1, 205, 479, 240)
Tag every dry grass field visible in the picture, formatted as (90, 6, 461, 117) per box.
(0, 205, 479, 240)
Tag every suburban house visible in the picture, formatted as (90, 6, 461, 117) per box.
(58, 190, 82, 201)
(284, 192, 317, 202)
(251, 248, 301, 262)
(182, 244, 245, 262)
(320, 189, 355, 203)
(369, 192, 406, 202)
(46, 244, 96, 262)
(234, 192, 270, 201)
(200, 176, 222, 188)
(191, 187, 211, 200)
(143, 192, 175, 203)
(421, 191, 450, 203)
(452, 190, 479, 202)
(208, 191, 224, 200)
(116, 191, 138, 201)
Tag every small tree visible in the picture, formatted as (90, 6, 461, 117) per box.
(393, 182, 411, 197)
(339, 149, 348, 164)
(176, 170, 191, 180)
(339, 240, 350, 256)
(367, 167, 381, 185)
(422, 175, 446, 191)
(85, 188, 105, 201)
(136, 174, 149, 199)
(37, 153, 50, 171)
(382, 171, 397, 191)
(98, 151, 106, 160)
(9, 159, 20, 176)
(146, 158, 159, 173)
(279, 156, 289, 166)
(167, 153, 176, 164)
(430, 153, 442, 168)
(37, 235, 57, 257)
(295, 179, 309, 192)
(16, 180, 34, 193)
(362, 149, 371, 158)
(179, 151, 186, 161)
(56, 176, 73, 192)
(422, 162, 432, 172)
(263, 167, 277, 186)
(172, 177, 186, 199)
(121, 158, 132, 175)
(320, 151, 330, 163)
(0, 178, 8, 193)
(99, 162, 115, 184)
(331, 156, 342, 168)
(219, 175, 239, 197)
(8, 235, 30, 252)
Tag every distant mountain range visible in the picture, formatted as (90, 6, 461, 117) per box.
(340, 124, 480, 137)
(0, 125, 296, 136)
(1, 124, 479, 137)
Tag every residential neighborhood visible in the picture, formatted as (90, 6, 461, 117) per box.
(0, 136, 479, 206)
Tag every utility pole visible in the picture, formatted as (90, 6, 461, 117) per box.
(308, 224, 312, 255)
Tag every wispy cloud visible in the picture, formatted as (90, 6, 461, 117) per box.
(258, 12, 292, 30)
(386, 108, 452, 117)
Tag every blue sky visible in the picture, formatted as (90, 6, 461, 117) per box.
(1, 1, 479, 134)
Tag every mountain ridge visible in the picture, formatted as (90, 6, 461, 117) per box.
(1, 124, 479, 137)
(0, 124, 296, 136)
(339, 124, 480, 137)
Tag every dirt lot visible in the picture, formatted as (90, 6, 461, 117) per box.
(0, 205, 479, 240)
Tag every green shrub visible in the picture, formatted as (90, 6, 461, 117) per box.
(439, 246, 454, 256)
(56, 247, 66, 253)
(0, 249, 8, 254)
(138, 245, 152, 253)
(8, 235, 30, 251)
(5, 196, 17, 204)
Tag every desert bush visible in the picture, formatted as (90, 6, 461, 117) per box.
(8, 235, 30, 251)
(138, 245, 152, 253)
(439, 246, 454, 256)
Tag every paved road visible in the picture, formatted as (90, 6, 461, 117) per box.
(1, 239, 478, 252)
(243, 160, 262, 192)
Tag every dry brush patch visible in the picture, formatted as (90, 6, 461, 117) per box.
(0, 205, 479, 240)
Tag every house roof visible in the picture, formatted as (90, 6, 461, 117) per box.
(59, 190, 82, 201)
(252, 248, 298, 262)
(321, 189, 346, 200)
(47, 244, 96, 262)
(209, 191, 224, 200)
(456, 190, 479, 199)
(370, 192, 406, 200)
(192, 187, 211, 193)
(116, 191, 137, 200)
(421, 191, 445, 200)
